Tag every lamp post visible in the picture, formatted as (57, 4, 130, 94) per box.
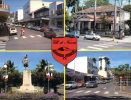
(45, 64, 53, 93)
(3, 64, 8, 93)
(94, 0, 97, 32)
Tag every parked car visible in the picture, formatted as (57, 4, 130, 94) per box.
(9, 27, 17, 35)
(66, 81, 77, 89)
(84, 31, 101, 41)
(35, 26, 41, 31)
(85, 81, 98, 88)
(66, 30, 80, 38)
(97, 80, 106, 84)
(43, 28, 56, 38)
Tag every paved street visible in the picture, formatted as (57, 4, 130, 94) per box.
(66, 82, 131, 100)
(4, 27, 52, 50)
(78, 36, 131, 50)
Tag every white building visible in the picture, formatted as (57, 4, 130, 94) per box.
(49, 1, 64, 29)
(98, 56, 109, 78)
(67, 56, 98, 82)
(17, 9, 23, 21)
(23, 0, 43, 21)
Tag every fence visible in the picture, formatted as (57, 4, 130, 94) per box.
(114, 76, 131, 92)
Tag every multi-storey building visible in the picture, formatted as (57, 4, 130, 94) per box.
(66, 56, 98, 82)
(23, 0, 43, 22)
(75, 5, 130, 36)
(13, 9, 23, 23)
(98, 56, 110, 79)
(49, 1, 64, 29)
(0, 0, 10, 23)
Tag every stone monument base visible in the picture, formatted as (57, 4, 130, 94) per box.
(17, 69, 38, 93)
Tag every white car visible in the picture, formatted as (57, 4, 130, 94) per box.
(9, 27, 17, 35)
(66, 81, 77, 89)
(84, 32, 101, 41)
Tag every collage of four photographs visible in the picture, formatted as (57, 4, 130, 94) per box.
(0, 0, 131, 100)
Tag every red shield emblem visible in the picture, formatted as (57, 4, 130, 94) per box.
(52, 38, 77, 65)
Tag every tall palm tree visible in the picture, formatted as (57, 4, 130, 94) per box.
(92, 58, 97, 66)
(6, 60, 16, 73)
(99, 58, 102, 70)
(36, 59, 48, 72)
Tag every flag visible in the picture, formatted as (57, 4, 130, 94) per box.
(46, 72, 53, 81)
(3, 75, 8, 81)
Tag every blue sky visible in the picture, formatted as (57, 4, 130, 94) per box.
(0, 52, 64, 72)
(77, 51, 131, 68)
(4, 0, 63, 12)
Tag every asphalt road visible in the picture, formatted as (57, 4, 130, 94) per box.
(78, 37, 131, 50)
(5, 27, 51, 50)
(66, 82, 131, 100)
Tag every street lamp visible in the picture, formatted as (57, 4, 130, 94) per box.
(45, 64, 53, 93)
(3, 64, 8, 93)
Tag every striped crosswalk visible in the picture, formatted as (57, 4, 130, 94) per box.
(13, 35, 43, 40)
(0, 42, 6, 50)
(79, 42, 119, 50)
(67, 89, 119, 95)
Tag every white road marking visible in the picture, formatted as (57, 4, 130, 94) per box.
(94, 91, 100, 94)
(0, 45, 6, 50)
(87, 46, 103, 50)
(0, 43, 6, 46)
(14, 37, 18, 40)
(103, 87, 107, 89)
(114, 92, 119, 95)
(66, 90, 75, 93)
(37, 35, 42, 37)
(84, 90, 91, 94)
(94, 45, 109, 48)
(79, 48, 88, 51)
(22, 36, 27, 39)
(104, 91, 109, 94)
(75, 90, 84, 93)
(30, 35, 35, 38)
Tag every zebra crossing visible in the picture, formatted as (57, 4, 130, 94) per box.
(0, 41, 6, 50)
(66, 89, 119, 95)
(12, 35, 43, 40)
(79, 42, 119, 50)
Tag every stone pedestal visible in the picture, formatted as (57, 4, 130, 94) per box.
(18, 70, 38, 93)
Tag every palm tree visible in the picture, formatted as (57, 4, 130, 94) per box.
(92, 58, 97, 66)
(6, 60, 16, 73)
(99, 58, 102, 70)
(36, 59, 48, 72)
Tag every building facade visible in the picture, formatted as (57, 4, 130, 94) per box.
(49, 1, 64, 29)
(0, 0, 10, 23)
(23, 0, 43, 22)
(66, 56, 98, 82)
(98, 56, 110, 79)
(75, 5, 130, 36)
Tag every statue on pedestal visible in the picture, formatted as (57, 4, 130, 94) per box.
(22, 54, 29, 69)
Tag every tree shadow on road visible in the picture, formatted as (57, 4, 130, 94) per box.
(66, 95, 131, 100)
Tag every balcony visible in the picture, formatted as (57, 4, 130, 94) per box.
(0, 4, 10, 12)
(0, 4, 10, 22)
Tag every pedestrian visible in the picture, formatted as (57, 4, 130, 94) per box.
(20, 26, 25, 36)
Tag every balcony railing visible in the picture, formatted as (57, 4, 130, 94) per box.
(0, 4, 9, 10)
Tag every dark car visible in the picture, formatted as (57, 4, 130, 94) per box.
(43, 28, 56, 38)
(85, 81, 98, 88)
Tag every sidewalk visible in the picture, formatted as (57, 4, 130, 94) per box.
(79, 35, 131, 43)
(101, 36, 131, 43)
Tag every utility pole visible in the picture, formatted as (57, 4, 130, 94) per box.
(94, 0, 97, 32)
(73, 0, 78, 30)
(113, 0, 117, 41)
